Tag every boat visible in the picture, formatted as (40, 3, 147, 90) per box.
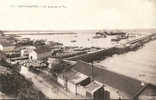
(93, 32, 107, 39)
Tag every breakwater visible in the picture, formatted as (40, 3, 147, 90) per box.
(66, 33, 156, 62)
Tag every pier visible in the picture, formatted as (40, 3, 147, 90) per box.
(66, 33, 156, 62)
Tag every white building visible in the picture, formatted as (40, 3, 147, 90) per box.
(20, 46, 36, 56)
(29, 46, 51, 60)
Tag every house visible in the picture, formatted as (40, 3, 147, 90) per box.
(29, 46, 51, 60)
(57, 69, 90, 95)
(85, 80, 104, 100)
(0, 42, 15, 52)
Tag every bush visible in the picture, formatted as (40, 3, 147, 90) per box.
(17, 87, 46, 100)
(0, 71, 32, 96)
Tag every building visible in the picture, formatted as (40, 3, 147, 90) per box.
(85, 80, 104, 100)
(0, 42, 15, 52)
(29, 46, 51, 60)
(57, 69, 90, 95)
(20, 45, 36, 56)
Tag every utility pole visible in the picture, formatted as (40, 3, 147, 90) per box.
(91, 61, 94, 82)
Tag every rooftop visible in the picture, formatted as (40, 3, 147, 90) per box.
(85, 80, 103, 94)
(59, 69, 88, 84)
(69, 71, 88, 84)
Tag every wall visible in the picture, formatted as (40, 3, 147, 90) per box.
(77, 85, 86, 96)
(67, 81, 76, 95)
(57, 76, 67, 87)
(66, 47, 116, 62)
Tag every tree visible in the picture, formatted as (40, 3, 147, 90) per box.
(17, 87, 46, 100)
(0, 66, 46, 99)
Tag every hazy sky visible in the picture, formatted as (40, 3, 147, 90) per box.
(0, 0, 155, 30)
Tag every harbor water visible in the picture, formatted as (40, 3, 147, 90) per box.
(20, 33, 116, 48)
(98, 40, 156, 85)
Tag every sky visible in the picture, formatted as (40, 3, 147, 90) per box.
(0, 0, 155, 30)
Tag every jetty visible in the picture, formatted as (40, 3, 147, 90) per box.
(66, 33, 156, 62)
